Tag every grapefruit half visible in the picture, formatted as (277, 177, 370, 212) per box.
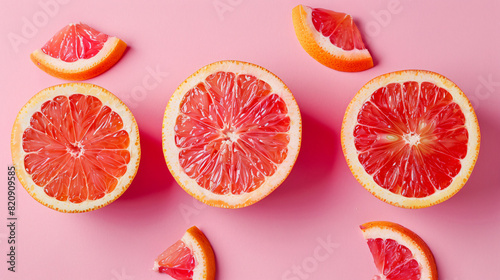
(162, 60, 302, 208)
(11, 83, 140, 212)
(342, 70, 480, 208)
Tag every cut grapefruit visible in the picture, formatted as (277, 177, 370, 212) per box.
(154, 226, 215, 280)
(31, 23, 127, 80)
(11, 83, 140, 212)
(342, 70, 480, 208)
(162, 60, 301, 208)
(361, 221, 438, 280)
(292, 4, 373, 72)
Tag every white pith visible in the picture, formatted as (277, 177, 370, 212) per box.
(162, 60, 302, 208)
(341, 70, 480, 208)
(403, 132, 421, 146)
(11, 83, 140, 212)
(181, 231, 207, 279)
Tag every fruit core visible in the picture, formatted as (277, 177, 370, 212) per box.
(66, 142, 84, 157)
(221, 126, 239, 142)
(403, 132, 420, 146)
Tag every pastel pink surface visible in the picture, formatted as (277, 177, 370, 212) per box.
(1, 1, 499, 279)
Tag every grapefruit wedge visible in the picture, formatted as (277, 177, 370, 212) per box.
(31, 23, 127, 80)
(292, 4, 373, 72)
(341, 70, 480, 208)
(11, 83, 140, 212)
(361, 221, 438, 280)
(162, 60, 301, 208)
(154, 226, 215, 280)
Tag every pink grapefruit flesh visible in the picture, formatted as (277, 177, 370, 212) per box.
(22, 94, 131, 203)
(156, 240, 196, 280)
(41, 23, 109, 62)
(175, 72, 291, 195)
(354, 81, 468, 198)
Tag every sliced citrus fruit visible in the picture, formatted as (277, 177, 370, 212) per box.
(342, 70, 480, 208)
(11, 83, 140, 212)
(162, 60, 301, 208)
(361, 221, 438, 280)
(154, 226, 215, 280)
(292, 4, 373, 72)
(30, 23, 127, 80)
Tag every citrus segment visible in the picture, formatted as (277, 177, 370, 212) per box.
(163, 61, 301, 208)
(311, 8, 366, 51)
(355, 82, 467, 197)
(156, 240, 195, 280)
(367, 239, 420, 279)
(31, 23, 127, 80)
(361, 221, 438, 280)
(23, 94, 128, 201)
(342, 70, 480, 208)
(154, 226, 215, 280)
(41, 23, 108, 62)
(292, 5, 373, 72)
(176, 80, 290, 195)
(11, 83, 140, 212)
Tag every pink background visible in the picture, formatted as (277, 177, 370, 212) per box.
(1, 0, 500, 279)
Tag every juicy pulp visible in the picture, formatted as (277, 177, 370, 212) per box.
(22, 94, 130, 203)
(175, 71, 291, 195)
(311, 7, 366, 51)
(354, 81, 468, 198)
(156, 240, 196, 280)
(367, 238, 421, 280)
(41, 23, 108, 62)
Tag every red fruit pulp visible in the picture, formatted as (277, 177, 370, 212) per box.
(367, 238, 421, 280)
(311, 7, 366, 51)
(156, 240, 196, 280)
(22, 94, 130, 203)
(41, 23, 108, 62)
(354, 81, 468, 197)
(175, 71, 291, 195)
